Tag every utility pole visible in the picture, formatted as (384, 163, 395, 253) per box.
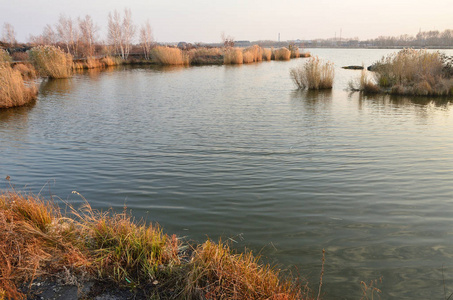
(278, 33, 280, 43)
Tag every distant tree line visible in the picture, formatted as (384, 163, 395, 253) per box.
(367, 29, 453, 48)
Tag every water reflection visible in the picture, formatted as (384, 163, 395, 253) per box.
(39, 78, 75, 97)
(289, 89, 333, 113)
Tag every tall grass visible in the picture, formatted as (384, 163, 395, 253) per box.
(273, 47, 291, 61)
(151, 46, 189, 65)
(242, 45, 263, 63)
(363, 49, 453, 96)
(28, 45, 73, 79)
(290, 56, 335, 90)
(262, 48, 272, 61)
(0, 64, 38, 108)
(13, 63, 37, 80)
(224, 48, 243, 64)
(188, 47, 223, 65)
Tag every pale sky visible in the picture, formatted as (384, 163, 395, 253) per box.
(2, 0, 452, 43)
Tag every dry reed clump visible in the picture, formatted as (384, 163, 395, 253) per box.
(184, 240, 310, 299)
(151, 46, 189, 65)
(242, 45, 263, 64)
(100, 56, 119, 67)
(224, 48, 243, 65)
(84, 57, 103, 69)
(364, 48, 453, 96)
(262, 48, 272, 61)
(13, 63, 37, 80)
(188, 48, 223, 65)
(290, 56, 335, 90)
(28, 45, 73, 79)
(288, 44, 300, 59)
(0, 49, 12, 64)
(273, 48, 291, 61)
(0, 64, 38, 108)
(348, 68, 380, 93)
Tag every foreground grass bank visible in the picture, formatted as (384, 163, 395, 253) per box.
(0, 190, 315, 300)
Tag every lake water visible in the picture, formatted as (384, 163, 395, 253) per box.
(1, 48, 453, 299)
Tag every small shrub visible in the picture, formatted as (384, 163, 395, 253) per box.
(273, 48, 291, 61)
(28, 45, 73, 79)
(224, 48, 243, 64)
(0, 64, 38, 108)
(290, 56, 335, 90)
(151, 46, 189, 65)
(12, 52, 28, 62)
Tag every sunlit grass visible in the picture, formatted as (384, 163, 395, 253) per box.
(0, 64, 37, 108)
(224, 48, 243, 64)
(273, 47, 291, 61)
(290, 56, 335, 90)
(28, 45, 73, 79)
(151, 46, 189, 65)
(357, 49, 453, 96)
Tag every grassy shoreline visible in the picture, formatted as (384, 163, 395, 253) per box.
(0, 190, 317, 300)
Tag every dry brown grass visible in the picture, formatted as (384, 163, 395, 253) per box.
(360, 49, 453, 96)
(151, 46, 189, 65)
(288, 44, 300, 59)
(0, 191, 86, 300)
(28, 45, 73, 79)
(13, 63, 37, 80)
(188, 48, 223, 65)
(262, 48, 272, 61)
(84, 57, 103, 69)
(273, 48, 291, 61)
(184, 240, 311, 300)
(0, 64, 38, 109)
(290, 57, 335, 90)
(100, 56, 118, 67)
(224, 48, 243, 65)
(243, 45, 263, 64)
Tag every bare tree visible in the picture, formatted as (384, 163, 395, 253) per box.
(139, 20, 153, 59)
(122, 8, 136, 59)
(56, 14, 79, 56)
(42, 24, 57, 45)
(108, 9, 123, 58)
(107, 8, 136, 59)
(221, 32, 235, 48)
(2, 23, 17, 45)
(78, 15, 98, 57)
